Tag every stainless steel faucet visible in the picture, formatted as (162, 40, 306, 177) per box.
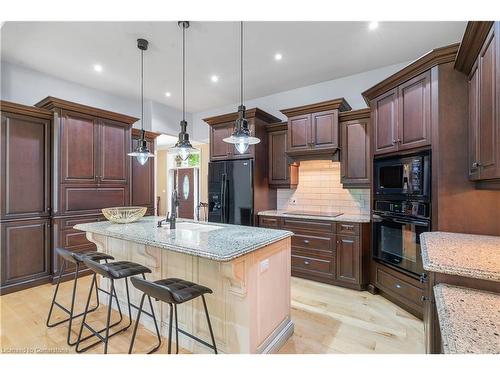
(157, 189, 179, 229)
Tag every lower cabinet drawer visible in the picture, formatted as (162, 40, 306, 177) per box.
(376, 266, 423, 307)
(259, 216, 280, 228)
(291, 232, 333, 252)
(291, 253, 332, 274)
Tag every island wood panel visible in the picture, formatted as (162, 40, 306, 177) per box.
(87, 233, 293, 354)
(0, 112, 50, 220)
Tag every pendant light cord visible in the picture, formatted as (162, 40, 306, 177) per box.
(240, 21, 243, 107)
(182, 23, 186, 122)
(141, 48, 144, 133)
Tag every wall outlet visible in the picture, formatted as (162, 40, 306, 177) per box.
(260, 259, 270, 273)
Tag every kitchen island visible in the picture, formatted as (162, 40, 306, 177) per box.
(74, 217, 294, 354)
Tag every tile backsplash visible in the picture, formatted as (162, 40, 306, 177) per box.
(276, 160, 370, 215)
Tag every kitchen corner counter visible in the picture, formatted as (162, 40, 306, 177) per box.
(258, 210, 371, 223)
(420, 232, 500, 282)
(75, 216, 293, 262)
(434, 284, 500, 354)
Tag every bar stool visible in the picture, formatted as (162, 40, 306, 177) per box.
(128, 277, 217, 354)
(75, 258, 161, 354)
(46, 247, 120, 346)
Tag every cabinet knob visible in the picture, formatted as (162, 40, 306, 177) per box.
(421, 296, 430, 302)
(419, 273, 428, 284)
(303, 239, 310, 244)
(395, 284, 401, 289)
(472, 161, 481, 169)
(392, 139, 397, 145)
(304, 260, 310, 265)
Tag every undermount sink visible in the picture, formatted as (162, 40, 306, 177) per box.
(161, 221, 222, 232)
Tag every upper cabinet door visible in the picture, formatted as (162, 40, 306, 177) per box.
(311, 110, 338, 149)
(210, 124, 231, 161)
(340, 119, 370, 188)
(60, 110, 98, 184)
(468, 62, 481, 180)
(1, 112, 50, 220)
(397, 70, 432, 151)
(477, 25, 498, 180)
(98, 119, 129, 184)
(287, 114, 311, 152)
(372, 89, 399, 155)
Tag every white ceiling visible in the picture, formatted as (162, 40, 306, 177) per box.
(1, 21, 466, 113)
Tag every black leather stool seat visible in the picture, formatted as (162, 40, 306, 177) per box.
(73, 251, 114, 263)
(96, 261, 152, 279)
(154, 278, 213, 304)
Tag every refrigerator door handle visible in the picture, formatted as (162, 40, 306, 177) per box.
(223, 174, 229, 223)
(220, 173, 226, 223)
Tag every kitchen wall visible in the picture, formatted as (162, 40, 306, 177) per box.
(191, 61, 409, 142)
(276, 160, 370, 216)
(0, 61, 187, 136)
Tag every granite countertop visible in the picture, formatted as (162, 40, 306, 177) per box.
(74, 216, 293, 262)
(420, 232, 500, 282)
(433, 284, 500, 354)
(258, 210, 370, 223)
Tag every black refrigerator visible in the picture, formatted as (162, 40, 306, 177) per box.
(208, 159, 254, 226)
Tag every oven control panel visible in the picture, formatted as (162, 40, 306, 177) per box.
(374, 200, 428, 218)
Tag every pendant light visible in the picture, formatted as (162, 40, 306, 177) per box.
(128, 38, 155, 166)
(168, 21, 199, 161)
(223, 21, 260, 154)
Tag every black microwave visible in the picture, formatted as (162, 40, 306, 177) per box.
(374, 152, 430, 198)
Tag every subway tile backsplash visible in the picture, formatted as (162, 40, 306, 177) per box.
(276, 160, 370, 215)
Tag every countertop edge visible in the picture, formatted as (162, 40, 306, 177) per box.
(74, 223, 293, 262)
(257, 210, 371, 223)
(433, 284, 454, 354)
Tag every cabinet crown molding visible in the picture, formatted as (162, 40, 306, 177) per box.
(454, 21, 495, 74)
(280, 98, 351, 117)
(131, 128, 161, 140)
(1, 100, 53, 120)
(266, 121, 288, 132)
(339, 108, 371, 122)
(203, 107, 281, 126)
(35, 96, 139, 125)
(362, 43, 460, 104)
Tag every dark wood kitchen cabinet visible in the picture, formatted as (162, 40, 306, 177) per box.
(259, 215, 370, 290)
(0, 101, 53, 295)
(0, 218, 51, 294)
(369, 70, 431, 156)
(456, 22, 500, 186)
(266, 122, 299, 188)
(131, 128, 159, 215)
(280, 99, 351, 160)
(1, 102, 51, 221)
(339, 108, 371, 188)
(204, 108, 280, 162)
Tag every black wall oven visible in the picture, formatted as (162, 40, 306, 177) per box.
(372, 151, 431, 276)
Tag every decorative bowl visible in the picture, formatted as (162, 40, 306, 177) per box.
(102, 206, 147, 224)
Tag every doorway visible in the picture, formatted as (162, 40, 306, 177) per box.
(175, 168, 195, 219)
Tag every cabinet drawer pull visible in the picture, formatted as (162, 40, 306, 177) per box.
(421, 296, 429, 302)
(419, 273, 428, 284)
(395, 284, 401, 289)
(303, 239, 310, 244)
(304, 260, 310, 265)
(341, 224, 354, 230)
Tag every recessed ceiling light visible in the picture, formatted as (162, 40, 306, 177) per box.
(368, 21, 379, 31)
(274, 53, 283, 61)
(93, 64, 103, 73)
(165, 92, 171, 97)
(211, 75, 219, 83)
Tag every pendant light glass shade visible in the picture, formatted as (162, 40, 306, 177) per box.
(168, 21, 199, 162)
(223, 21, 260, 154)
(128, 38, 155, 165)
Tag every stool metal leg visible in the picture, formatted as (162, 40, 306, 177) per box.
(174, 304, 179, 354)
(46, 260, 66, 327)
(168, 303, 173, 354)
(75, 273, 97, 352)
(201, 295, 217, 354)
(103, 279, 115, 354)
(128, 293, 146, 354)
(66, 263, 79, 346)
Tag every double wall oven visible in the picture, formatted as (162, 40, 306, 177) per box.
(372, 151, 431, 276)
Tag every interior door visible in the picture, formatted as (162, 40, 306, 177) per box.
(372, 89, 398, 155)
(397, 70, 431, 151)
(1, 112, 50, 220)
(60, 110, 98, 184)
(98, 119, 129, 184)
(226, 159, 253, 226)
(176, 168, 195, 219)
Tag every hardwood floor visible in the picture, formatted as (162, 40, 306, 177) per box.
(0, 276, 424, 354)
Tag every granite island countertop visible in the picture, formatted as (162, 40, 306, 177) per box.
(258, 210, 370, 223)
(75, 216, 293, 262)
(420, 232, 500, 282)
(433, 284, 500, 354)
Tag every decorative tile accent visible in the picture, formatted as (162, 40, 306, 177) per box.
(277, 160, 370, 215)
